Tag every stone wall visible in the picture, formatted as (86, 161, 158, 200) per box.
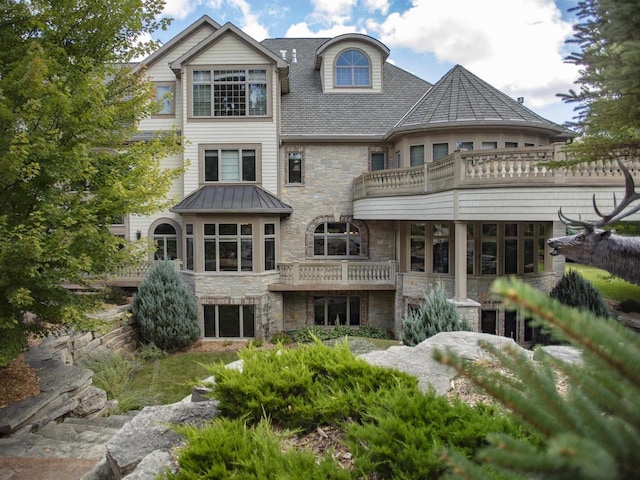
(44, 305, 138, 366)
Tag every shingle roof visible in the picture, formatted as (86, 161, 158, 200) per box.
(261, 38, 432, 139)
(394, 65, 570, 135)
(171, 185, 292, 215)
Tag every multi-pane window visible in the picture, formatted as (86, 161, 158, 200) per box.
(192, 68, 268, 117)
(204, 147, 256, 182)
(264, 223, 276, 271)
(335, 50, 370, 86)
(204, 305, 255, 338)
(204, 223, 253, 272)
(524, 223, 535, 274)
(481, 141, 498, 150)
(467, 224, 475, 275)
(481, 224, 498, 275)
(409, 145, 425, 166)
(287, 152, 303, 184)
(153, 223, 178, 261)
(185, 224, 194, 271)
(314, 222, 361, 257)
(314, 296, 360, 326)
(432, 143, 449, 161)
(504, 224, 518, 275)
(432, 223, 449, 274)
(370, 152, 385, 171)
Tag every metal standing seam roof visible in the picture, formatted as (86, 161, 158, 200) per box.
(171, 185, 293, 215)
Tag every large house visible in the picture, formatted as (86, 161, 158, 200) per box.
(118, 15, 633, 344)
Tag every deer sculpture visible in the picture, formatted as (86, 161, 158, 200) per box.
(547, 158, 640, 286)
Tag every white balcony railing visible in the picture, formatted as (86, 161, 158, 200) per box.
(277, 260, 397, 286)
(353, 144, 640, 199)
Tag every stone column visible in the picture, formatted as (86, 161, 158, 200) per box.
(453, 221, 467, 302)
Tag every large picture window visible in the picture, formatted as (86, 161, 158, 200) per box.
(204, 304, 255, 338)
(314, 296, 360, 326)
(335, 50, 370, 86)
(192, 68, 268, 118)
(202, 146, 257, 182)
(153, 223, 178, 261)
(204, 223, 253, 272)
(409, 222, 451, 274)
(314, 221, 361, 257)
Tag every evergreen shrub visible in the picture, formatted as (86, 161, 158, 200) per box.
(131, 261, 199, 352)
(207, 340, 418, 430)
(164, 418, 351, 480)
(346, 388, 535, 479)
(293, 325, 389, 343)
(618, 298, 640, 313)
(550, 269, 610, 318)
(401, 283, 470, 346)
(269, 331, 293, 344)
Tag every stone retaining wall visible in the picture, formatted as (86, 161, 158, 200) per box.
(45, 305, 139, 366)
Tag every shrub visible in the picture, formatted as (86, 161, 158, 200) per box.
(207, 340, 418, 430)
(618, 298, 640, 313)
(81, 352, 137, 399)
(164, 418, 351, 480)
(401, 283, 470, 346)
(346, 388, 535, 479)
(550, 269, 610, 318)
(269, 331, 292, 344)
(131, 261, 199, 352)
(293, 325, 390, 343)
(101, 285, 130, 306)
(137, 342, 166, 362)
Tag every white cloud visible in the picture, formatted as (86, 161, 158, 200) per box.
(363, 0, 390, 15)
(285, 21, 366, 38)
(310, 0, 358, 17)
(367, 0, 579, 108)
(163, 0, 202, 20)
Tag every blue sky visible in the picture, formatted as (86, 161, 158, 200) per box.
(153, 0, 581, 126)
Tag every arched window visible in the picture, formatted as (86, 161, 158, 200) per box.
(335, 50, 370, 86)
(314, 221, 361, 257)
(154, 223, 178, 261)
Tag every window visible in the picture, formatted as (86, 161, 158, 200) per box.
(204, 223, 253, 272)
(482, 141, 497, 150)
(504, 224, 518, 275)
(481, 310, 497, 334)
(335, 50, 370, 86)
(410, 223, 425, 272)
(314, 296, 360, 326)
(481, 223, 498, 275)
(153, 223, 178, 261)
(192, 68, 268, 117)
(203, 146, 257, 182)
(204, 305, 255, 338)
(409, 145, 425, 166)
(370, 152, 385, 171)
(432, 223, 449, 274)
(505, 141, 518, 148)
(524, 223, 535, 274)
(185, 224, 194, 271)
(467, 224, 475, 275)
(287, 151, 303, 184)
(314, 221, 361, 257)
(264, 223, 276, 271)
(154, 82, 174, 115)
(456, 141, 474, 150)
(433, 143, 449, 161)
(504, 311, 517, 339)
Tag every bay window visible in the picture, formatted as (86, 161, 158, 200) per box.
(204, 223, 253, 272)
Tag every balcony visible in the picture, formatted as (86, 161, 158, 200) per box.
(87, 260, 182, 288)
(353, 144, 639, 200)
(269, 260, 397, 291)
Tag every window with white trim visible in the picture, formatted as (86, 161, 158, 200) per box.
(154, 82, 175, 115)
(287, 151, 303, 184)
(314, 296, 360, 326)
(204, 304, 255, 338)
(185, 223, 194, 271)
(335, 50, 370, 86)
(153, 223, 178, 261)
(192, 68, 268, 118)
(264, 223, 276, 271)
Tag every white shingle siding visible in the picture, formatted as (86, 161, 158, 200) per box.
(190, 34, 269, 64)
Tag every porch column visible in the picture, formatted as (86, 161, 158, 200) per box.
(453, 221, 467, 302)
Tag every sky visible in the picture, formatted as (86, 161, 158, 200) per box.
(152, 0, 582, 126)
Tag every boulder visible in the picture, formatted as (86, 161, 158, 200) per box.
(359, 331, 532, 395)
(105, 401, 218, 479)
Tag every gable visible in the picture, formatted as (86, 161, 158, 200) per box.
(189, 32, 272, 65)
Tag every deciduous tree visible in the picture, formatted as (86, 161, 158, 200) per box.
(0, 0, 182, 365)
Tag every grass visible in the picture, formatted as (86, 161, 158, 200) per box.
(566, 263, 640, 303)
(129, 351, 239, 405)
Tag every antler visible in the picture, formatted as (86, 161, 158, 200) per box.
(558, 158, 640, 230)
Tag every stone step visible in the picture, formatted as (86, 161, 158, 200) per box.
(33, 422, 120, 445)
(63, 413, 136, 430)
(0, 433, 107, 459)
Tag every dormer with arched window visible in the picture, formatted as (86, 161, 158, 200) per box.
(315, 34, 389, 94)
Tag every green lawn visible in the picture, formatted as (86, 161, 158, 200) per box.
(129, 351, 239, 405)
(566, 263, 640, 303)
